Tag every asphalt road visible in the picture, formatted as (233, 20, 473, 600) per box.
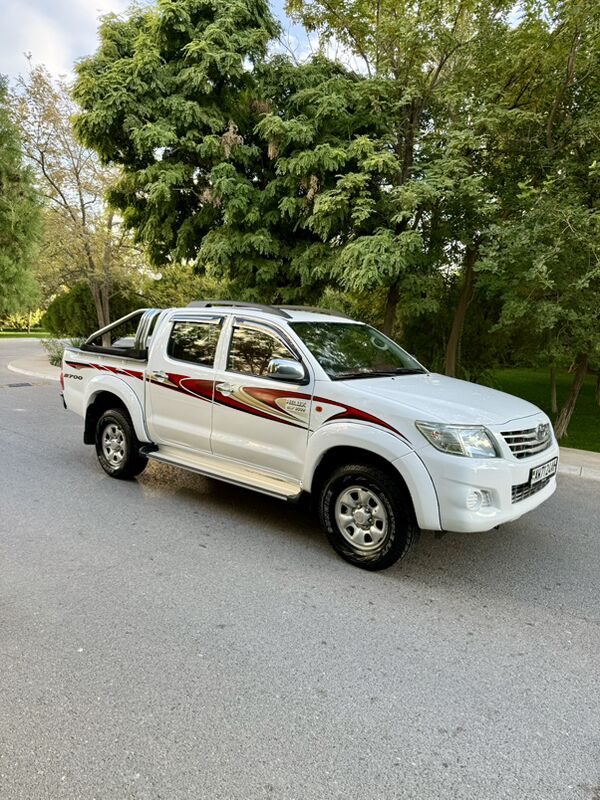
(1, 341, 599, 800)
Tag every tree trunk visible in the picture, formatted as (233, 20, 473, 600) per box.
(101, 279, 111, 331)
(101, 213, 114, 329)
(382, 281, 400, 337)
(86, 214, 115, 345)
(550, 364, 558, 414)
(554, 354, 588, 440)
(445, 244, 478, 377)
(89, 280, 111, 345)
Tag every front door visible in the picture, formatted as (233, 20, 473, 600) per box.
(211, 320, 313, 480)
(146, 315, 222, 453)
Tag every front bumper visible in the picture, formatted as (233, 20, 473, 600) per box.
(418, 439, 560, 533)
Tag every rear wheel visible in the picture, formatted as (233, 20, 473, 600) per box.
(95, 408, 147, 479)
(319, 463, 418, 570)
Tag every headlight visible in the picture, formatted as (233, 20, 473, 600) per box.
(415, 421, 499, 458)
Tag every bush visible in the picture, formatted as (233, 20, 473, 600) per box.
(0, 309, 44, 331)
(42, 337, 85, 367)
(42, 283, 141, 337)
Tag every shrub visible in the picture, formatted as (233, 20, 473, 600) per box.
(41, 337, 84, 367)
(0, 309, 44, 331)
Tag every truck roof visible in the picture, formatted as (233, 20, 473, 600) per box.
(182, 301, 354, 324)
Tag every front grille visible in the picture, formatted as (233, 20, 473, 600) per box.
(501, 426, 552, 459)
(511, 476, 552, 503)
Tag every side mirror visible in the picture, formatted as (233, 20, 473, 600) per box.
(267, 358, 306, 383)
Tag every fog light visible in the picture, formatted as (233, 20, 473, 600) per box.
(466, 489, 492, 511)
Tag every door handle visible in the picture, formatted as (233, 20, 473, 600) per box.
(216, 382, 235, 396)
(152, 370, 168, 382)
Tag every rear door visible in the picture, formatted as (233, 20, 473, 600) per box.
(146, 314, 223, 453)
(211, 319, 313, 480)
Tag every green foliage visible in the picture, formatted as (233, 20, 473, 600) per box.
(141, 262, 233, 308)
(479, 0, 600, 375)
(482, 368, 600, 452)
(42, 337, 85, 367)
(0, 79, 41, 316)
(0, 309, 44, 330)
(402, 281, 512, 378)
(74, 0, 279, 268)
(15, 66, 150, 331)
(43, 283, 141, 337)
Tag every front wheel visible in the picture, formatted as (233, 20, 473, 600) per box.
(95, 408, 147, 479)
(319, 463, 419, 570)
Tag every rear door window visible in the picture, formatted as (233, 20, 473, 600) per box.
(167, 321, 221, 367)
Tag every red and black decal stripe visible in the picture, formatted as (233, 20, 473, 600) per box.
(314, 396, 403, 439)
(64, 361, 144, 381)
(66, 361, 411, 445)
(152, 373, 214, 402)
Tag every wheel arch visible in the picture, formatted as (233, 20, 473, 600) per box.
(305, 425, 442, 531)
(83, 378, 150, 445)
(309, 445, 417, 520)
(304, 423, 412, 490)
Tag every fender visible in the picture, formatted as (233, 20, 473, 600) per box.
(303, 421, 441, 531)
(85, 374, 152, 444)
(391, 452, 442, 531)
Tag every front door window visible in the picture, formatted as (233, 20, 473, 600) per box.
(227, 325, 296, 377)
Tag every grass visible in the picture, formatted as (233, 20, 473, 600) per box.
(0, 330, 50, 338)
(481, 367, 600, 453)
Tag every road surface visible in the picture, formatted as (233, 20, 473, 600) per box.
(0, 340, 598, 800)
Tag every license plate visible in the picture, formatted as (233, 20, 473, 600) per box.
(530, 457, 558, 485)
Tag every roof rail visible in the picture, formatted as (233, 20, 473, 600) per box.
(277, 305, 351, 319)
(187, 300, 291, 318)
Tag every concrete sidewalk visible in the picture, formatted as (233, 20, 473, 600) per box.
(8, 355, 60, 382)
(6, 352, 600, 481)
(557, 447, 600, 482)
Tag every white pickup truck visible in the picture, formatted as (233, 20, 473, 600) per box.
(61, 302, 559, 570)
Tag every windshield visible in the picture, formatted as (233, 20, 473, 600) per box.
(290, 322, 426, 380)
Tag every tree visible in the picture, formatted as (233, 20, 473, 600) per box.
(0, 77, 41, 317)
(14, 65, 145, 331)
(74, 0, 517, 338)
(73, 0, 292, 301)
(283, 0, 521, 339)
(480, 0, 600, 438)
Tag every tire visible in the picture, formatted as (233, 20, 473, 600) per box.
(95, 408, 148, 480)
(319, 463, 419, 571)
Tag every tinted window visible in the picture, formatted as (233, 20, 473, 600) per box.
(227, 325, 295, 376)
(290, 322, 425, 380)
(167, 321, 221, 367)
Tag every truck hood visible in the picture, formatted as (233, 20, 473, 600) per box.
(339, 372, 542, 427)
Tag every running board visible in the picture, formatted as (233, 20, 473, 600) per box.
(140, 445, 303, 501)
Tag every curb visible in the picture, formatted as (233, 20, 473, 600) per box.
(7, 362, 60, 383)
(558, 463, 600, 482)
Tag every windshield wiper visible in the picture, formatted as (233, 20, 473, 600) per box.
(388, 368, 427, 375)
(331, 367, 426, 381)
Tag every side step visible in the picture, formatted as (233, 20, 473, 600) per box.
(140, 445, 303, 501)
